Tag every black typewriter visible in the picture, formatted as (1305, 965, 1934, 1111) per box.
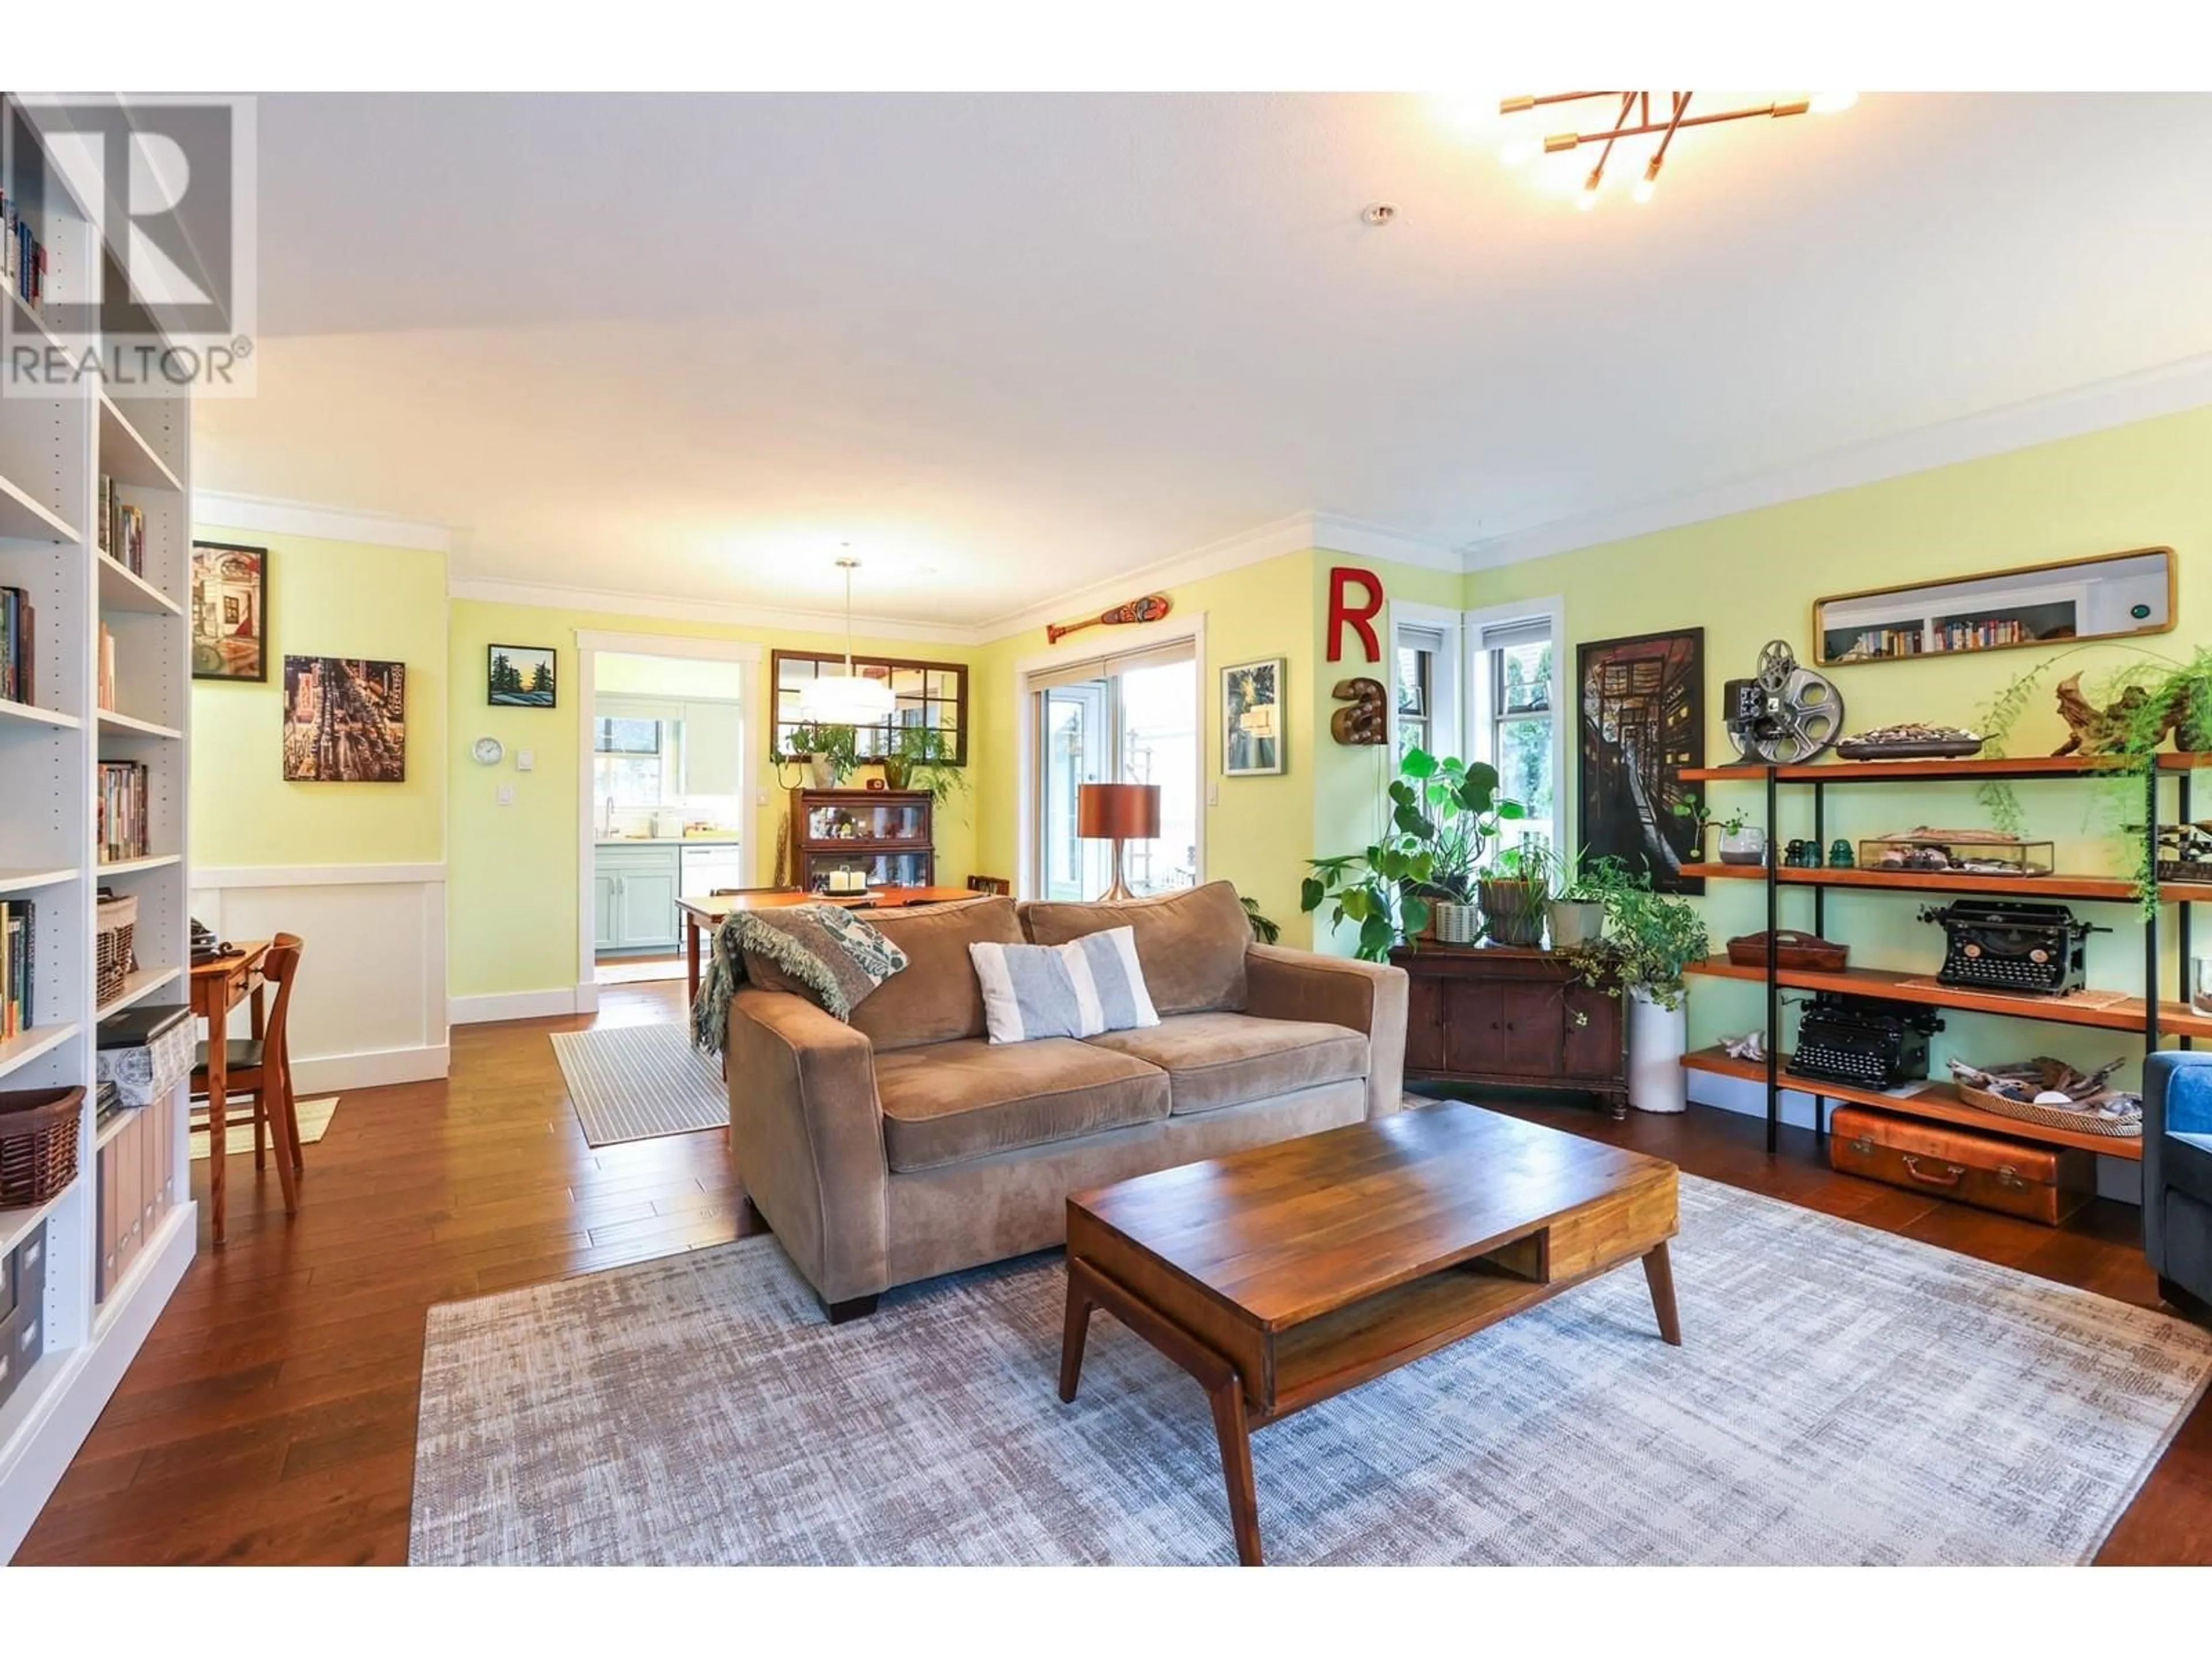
(1918, 900, 2103, 996)
(1786, 993, 1944, 1089)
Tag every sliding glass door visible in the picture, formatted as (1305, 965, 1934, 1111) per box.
(1032, 646, 1198, 901)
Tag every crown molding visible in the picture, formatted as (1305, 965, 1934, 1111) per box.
(446, 575, 982, 646)
(1307, 512, 1464, 573)
(1461, 352, 2212, 572)
(191, 490, 457, 554)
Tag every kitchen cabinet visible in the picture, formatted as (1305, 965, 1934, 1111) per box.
(681, 699, 744, 797)
(593, 869, 621, 950)
(596, 843, 683, 954)
(1391, 943, 1627, 1119)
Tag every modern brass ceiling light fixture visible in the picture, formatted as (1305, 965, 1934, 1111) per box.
(1498, 90, 1856, 207)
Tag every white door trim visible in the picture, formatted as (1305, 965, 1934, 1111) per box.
(573, 632, 763, 1009)
(1010, 611, 1207, 901)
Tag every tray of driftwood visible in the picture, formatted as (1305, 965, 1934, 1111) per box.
(1946, 1058, 2143, 1140)
(1726, 930, 1849, 972)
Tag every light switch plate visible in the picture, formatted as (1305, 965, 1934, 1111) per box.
(496, 784, 516, 806)
(1207, 781, 1220, 807)
(516, 749, 535, 771)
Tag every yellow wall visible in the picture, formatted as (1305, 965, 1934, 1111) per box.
(1469, 402, 2212, 1084)
(446, 600, 984, 1000)
(969, 547, 1462, 946)
(187, 526, 448, 868)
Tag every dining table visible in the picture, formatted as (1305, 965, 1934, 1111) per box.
(190, 940, 271, 1247)
(675, 886, 978, 1005)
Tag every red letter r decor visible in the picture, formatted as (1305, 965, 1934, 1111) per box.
(1327, 566, 1385, 663)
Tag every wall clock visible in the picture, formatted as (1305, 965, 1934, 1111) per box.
(472, 736, 505, 766)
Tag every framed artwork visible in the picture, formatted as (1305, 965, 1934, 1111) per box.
(1575, 627, 1704, 893)
(488, 642, 557, 707)
(190, 541, 268, 682)
(282, 657, 407, 782)
(1222, 657, 1286, 777)
(770, 650, 968, 764)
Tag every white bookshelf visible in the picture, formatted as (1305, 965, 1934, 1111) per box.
(0, 96, 195, 1559)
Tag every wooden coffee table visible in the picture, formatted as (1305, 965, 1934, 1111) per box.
(1058, 1101, 1681, 1565)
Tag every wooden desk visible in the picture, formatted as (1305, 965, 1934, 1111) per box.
(191, 941, 269, 1247)
(675, 887, 978, 1005)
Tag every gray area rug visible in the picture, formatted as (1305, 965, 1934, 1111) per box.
(410, 1176, 2212, 1565)
(548, 1022, 726, 1147)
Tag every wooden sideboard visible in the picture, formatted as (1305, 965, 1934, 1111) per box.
(1389, 943, 1628, 1119)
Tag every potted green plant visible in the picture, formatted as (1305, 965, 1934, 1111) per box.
(783, 721, 858, 789)
(1544, 847, 1617, 950)
(1564, 863, 1711, 1113)
(1675, 794, 1764, 866)
(1476, 834, 1552, 947)
(1301, 748, 1522, 961)
(1979, 643, 2212, 914)
(880, 723, 968, 805)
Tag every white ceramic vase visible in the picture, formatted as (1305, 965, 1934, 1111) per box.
(1627, 988, 1688, 1114)
(806, 753, 838, 789)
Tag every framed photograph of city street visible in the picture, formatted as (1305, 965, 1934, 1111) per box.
(283, 656, 407, 782)
(190, 541, 269, 681)
(488, 642, 557, 707)
(1222, 656, 1285, 776)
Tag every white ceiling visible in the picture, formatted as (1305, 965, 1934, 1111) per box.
(195, 92, 2212, 631)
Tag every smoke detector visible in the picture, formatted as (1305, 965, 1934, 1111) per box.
(1361, 202, 1399, 226)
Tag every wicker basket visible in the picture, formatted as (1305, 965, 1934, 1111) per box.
(0, 1087, 84, 1209)
(1953, 1077, 2143, 1141)
(95, 892, 138, 1007)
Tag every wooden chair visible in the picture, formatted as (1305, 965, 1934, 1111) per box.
(190, 932, 305, 1222)
(966, 876, 1012, 896)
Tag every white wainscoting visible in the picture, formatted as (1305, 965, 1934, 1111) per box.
(190, 863, 450, 1091)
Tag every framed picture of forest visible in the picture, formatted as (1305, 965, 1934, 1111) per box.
(488, 643, 558, 708)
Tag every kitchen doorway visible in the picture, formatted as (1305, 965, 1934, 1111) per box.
(573, 634, 762, 1014)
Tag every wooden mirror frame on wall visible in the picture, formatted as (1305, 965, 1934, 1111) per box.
(1812, 547, 2175, 668)
(769, 650, 970, 764)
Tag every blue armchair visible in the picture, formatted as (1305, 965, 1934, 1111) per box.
(2143, 1052, 2212, 1316)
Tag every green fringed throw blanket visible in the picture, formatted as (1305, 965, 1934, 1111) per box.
(690, 904, 910, 1055)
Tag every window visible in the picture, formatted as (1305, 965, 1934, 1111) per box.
(1472, 613, 1558, 851)
(594, 717, 671, 807)
(1390, 614, 1460, 762)
(1029, 641, 1199, 900)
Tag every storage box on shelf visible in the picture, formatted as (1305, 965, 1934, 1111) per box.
(1677, 753, 2208, 1159)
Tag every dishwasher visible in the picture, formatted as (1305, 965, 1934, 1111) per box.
(680, 842, 744, 899)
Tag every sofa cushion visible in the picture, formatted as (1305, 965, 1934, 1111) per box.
(1084, 1011, 1368, 1116)
(971, 927, 1160, 1043)
(1019, 880, 1251, 1015)
(872, 1038, 1170, 1172)
(849, 896, 1024, 1052)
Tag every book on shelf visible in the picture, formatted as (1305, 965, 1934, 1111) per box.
(2, 185, 49, 309)
(97, 622, 115, 711)
(96, 478, 146, 574)
(1, 584, 33, 703)
(97, 759, 150, 863)
(1, 897, 33, 1040)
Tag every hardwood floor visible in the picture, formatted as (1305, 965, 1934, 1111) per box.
(12, 995, 2208, 1563)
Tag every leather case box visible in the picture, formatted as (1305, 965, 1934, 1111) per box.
(1830, 1105, 2093, 1226)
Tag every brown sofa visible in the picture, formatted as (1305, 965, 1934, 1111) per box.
(725, 881, 1409, 1319)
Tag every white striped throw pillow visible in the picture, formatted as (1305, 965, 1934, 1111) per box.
(968, 926, 1160, 1044)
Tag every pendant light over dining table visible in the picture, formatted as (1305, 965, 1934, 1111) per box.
(798, 554, 895, 726)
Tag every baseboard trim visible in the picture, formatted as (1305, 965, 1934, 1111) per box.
(449, 988, 582, 1026)
(290, 1044, 449, 1092)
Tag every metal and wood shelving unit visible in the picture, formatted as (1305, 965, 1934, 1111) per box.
(1677, 753, 2203, 1160)
(0, 96, 195, 1558)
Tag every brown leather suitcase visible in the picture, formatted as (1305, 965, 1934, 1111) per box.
(1830, 1105, 2093, 1226)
